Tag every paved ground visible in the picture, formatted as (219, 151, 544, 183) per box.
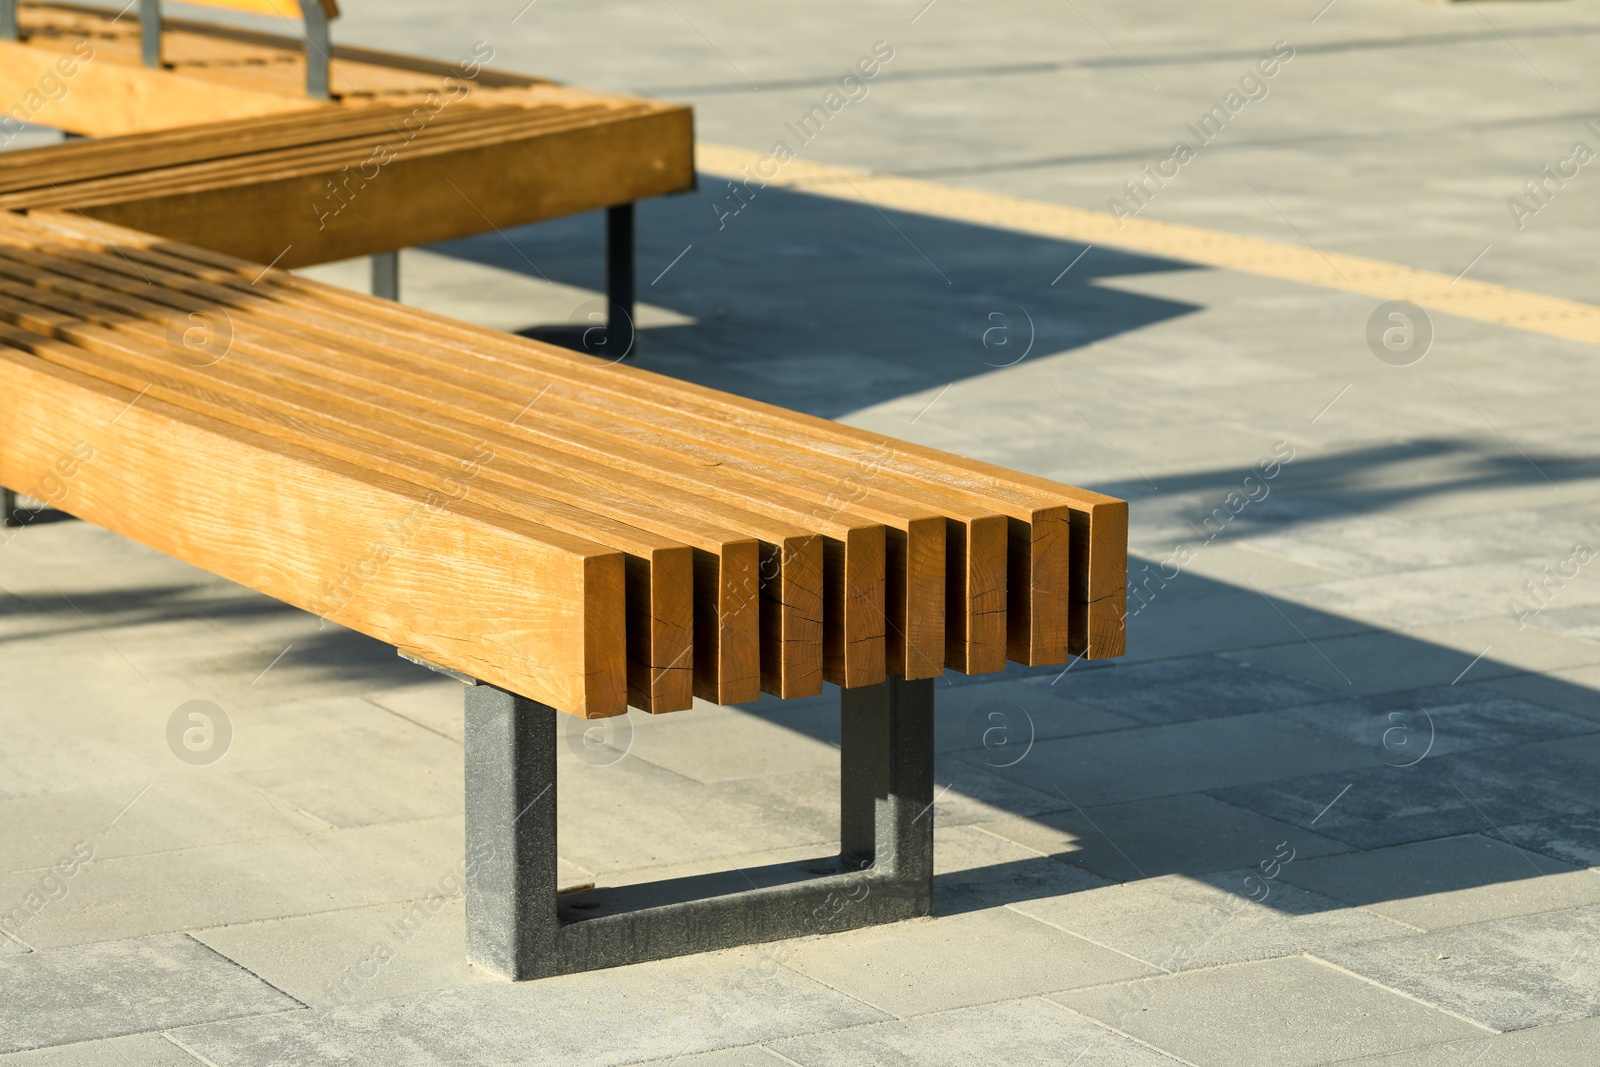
(6, 0, 1600, 1063)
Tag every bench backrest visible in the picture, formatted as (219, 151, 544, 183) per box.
(0, 1, 341, 99)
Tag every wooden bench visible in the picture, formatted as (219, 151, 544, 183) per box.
(0, 0, 695, 328)
(0, 208, 1127, 977)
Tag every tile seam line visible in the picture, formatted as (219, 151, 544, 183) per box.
(1303, 953, 1503, 1033)
(1035, 993, 1205, 1067)
(697, 144, 1600, 350)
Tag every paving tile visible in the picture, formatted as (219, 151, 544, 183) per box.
(1014, 869, 1408, 972)
(1054, 654, 1342, 725)
(625, 1049, 791, 1067)
(0, 1034, 206, 1066)
(1272, 686, 1599, 760)
(964, 713, 1379, 807)
(175, 948, 885, 1067)
(1490, 813, 1600, 868)
(973, 792, 1354, 883)
(1478, 665, 1600, 723)
(0, 776, 324, 876)
(931, 678, 1138, 754)
(228, 696, 465, 828)
(1330, 1015, 1600, 1065)
(1055, 956, 1488, 1067)
(1224, 631, 1522, 696)
(925, 756, 1067, 827)
(0, 933, 300, 1055)
(1212, 743, 1600, 850)
(623, 705, 841, 784)
(1122, 589, 1373, 665)
(1279, 834, 1600, 930)
(769, 997, 1184, 1066)
(779, 908, 1154, 1017)
(1317, 905, 1600, 1031)
(193, 898, 496, 1009)
(0, 817, 466, 948)
(363, 678, 467, 742)
(931, 824, 1109, 916)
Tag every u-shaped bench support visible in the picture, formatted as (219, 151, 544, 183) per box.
(463, 676, 935, 980)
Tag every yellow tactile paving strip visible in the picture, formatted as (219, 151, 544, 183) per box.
(698, 143, 1600, 348)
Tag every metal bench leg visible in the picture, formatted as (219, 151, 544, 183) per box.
(371, 251, 399, 302)
(1, 488, 18, 529)
(139, 0, 161, 68)
(465, 675, 934, 981)
(604, 202, 636, 360)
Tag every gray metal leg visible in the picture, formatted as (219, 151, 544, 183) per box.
(1, 489, 18, 529)
(371, 251, 399, 302)
(298, 0, 333, 100)
(604, 202, 635, 359)
(139, 0, 161, 68)
(465, 676, 934, 981)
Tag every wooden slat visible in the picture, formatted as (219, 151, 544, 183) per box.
(0, 344, 628, 718)
(8, 215, 1011, 674)
(0, 271, 761, 709)
(0, 245, 834, 700)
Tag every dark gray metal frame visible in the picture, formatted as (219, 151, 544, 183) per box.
(124, 0, 331, 100)
(604, 202, 636, 360)
(464, 675, 934, 980)
(1, 488, 17, 528)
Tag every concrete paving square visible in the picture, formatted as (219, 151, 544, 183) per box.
(1317, 905, 1600, 1032)
(768, 998, 1184, 1066)
(779, 908, 1155, 1017)
(0, 934, 300, 1055)
(1055, 956, 1489, 1067)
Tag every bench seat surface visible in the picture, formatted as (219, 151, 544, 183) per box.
(0, 207, 1124, 719)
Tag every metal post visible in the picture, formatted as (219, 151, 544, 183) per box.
(0, 1, 18, 41)
(464, 683, 559, 980)
(604, 203, 635, 360)
(139, 0, 161, 68)
(464, 676, 934, 981)
(1, 489, 18, 529)
(371, 251, 399, 302)
(298, 0, 333, 101)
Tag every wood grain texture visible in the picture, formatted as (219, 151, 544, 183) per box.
(0, 344, 628, 718)
(4, 210, 1128, 695)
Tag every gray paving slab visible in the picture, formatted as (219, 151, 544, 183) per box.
(973, 792, 1354, 883)
(1490, 814, 1600, 869)
(1014, 868, 1409, 972)
(1479, 666, 1600, 723)
(1224, 632, 1526, 696)
(931, 824, 1110, 917)
(0, 934, 300, 1055)
(0, 1034, 205, 1066)
(930, 678, 1139, 754)
(1049, 653, 1342, 725)
(1271, 686, 1599, 761)
(777, 908, 1154, 1017)
(0, 816, 466, 949)
(1317, 904, 1600, 1032)
(1212, 742, 1600, 850)
(964, 712, 1380, 807)
(1330, 1015, 1600, 1066)
(193, 898, 496, 1010)
(1055, 956, 1489, 1067)
(173, 949, 885, 1067)
(1279, 834, 1600, 930)
(768, 997, 1184, 1066)
(624, 1049, 790, 1067)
